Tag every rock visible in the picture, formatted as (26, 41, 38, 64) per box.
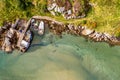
(2, 37, 12, 53)
(104, 33, 111, 38)
(48, 3, 57, 11)
(0, 27, 3, 34)
(5, 46, 12, 53)
(81, 29, 94, 36)
(47, 0, 90, 19)
(67, 24, 74, 30)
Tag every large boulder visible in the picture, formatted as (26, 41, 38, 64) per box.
(81, 28, 94, 36)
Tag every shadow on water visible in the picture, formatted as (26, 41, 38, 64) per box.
(27, 30, 59, 53)
(30, 42, 48, 47)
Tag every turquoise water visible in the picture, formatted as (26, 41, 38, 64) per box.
(0, 33, 120, 80)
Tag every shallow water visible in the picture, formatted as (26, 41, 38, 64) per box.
(0, 33, 120, 80)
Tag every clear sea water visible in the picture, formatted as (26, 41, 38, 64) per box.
(0, 32, 120, 80)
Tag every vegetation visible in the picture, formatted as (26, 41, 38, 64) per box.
(0, 0, 120, 36)
(0, 0, 47, 24)
(88, 0, 120, 36)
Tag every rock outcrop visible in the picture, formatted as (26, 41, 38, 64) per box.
(47, 0, 90, 19)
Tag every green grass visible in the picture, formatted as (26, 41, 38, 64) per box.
(86, 0, 120, 36)
(0, 0, 47, 24)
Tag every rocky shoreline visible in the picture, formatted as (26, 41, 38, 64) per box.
(65, 24, 120, 46)
(0, 16, 120, 53)
(32, 16, 120, 46)
(37, 16, 120, 46)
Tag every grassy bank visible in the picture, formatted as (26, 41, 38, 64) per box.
(0, 0, 47, 24)
(0, 0, 120, 36)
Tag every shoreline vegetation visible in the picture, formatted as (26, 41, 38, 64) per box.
(0, 16, 120, 53)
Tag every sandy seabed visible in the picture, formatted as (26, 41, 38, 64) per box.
(0, 33, 120, 80)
